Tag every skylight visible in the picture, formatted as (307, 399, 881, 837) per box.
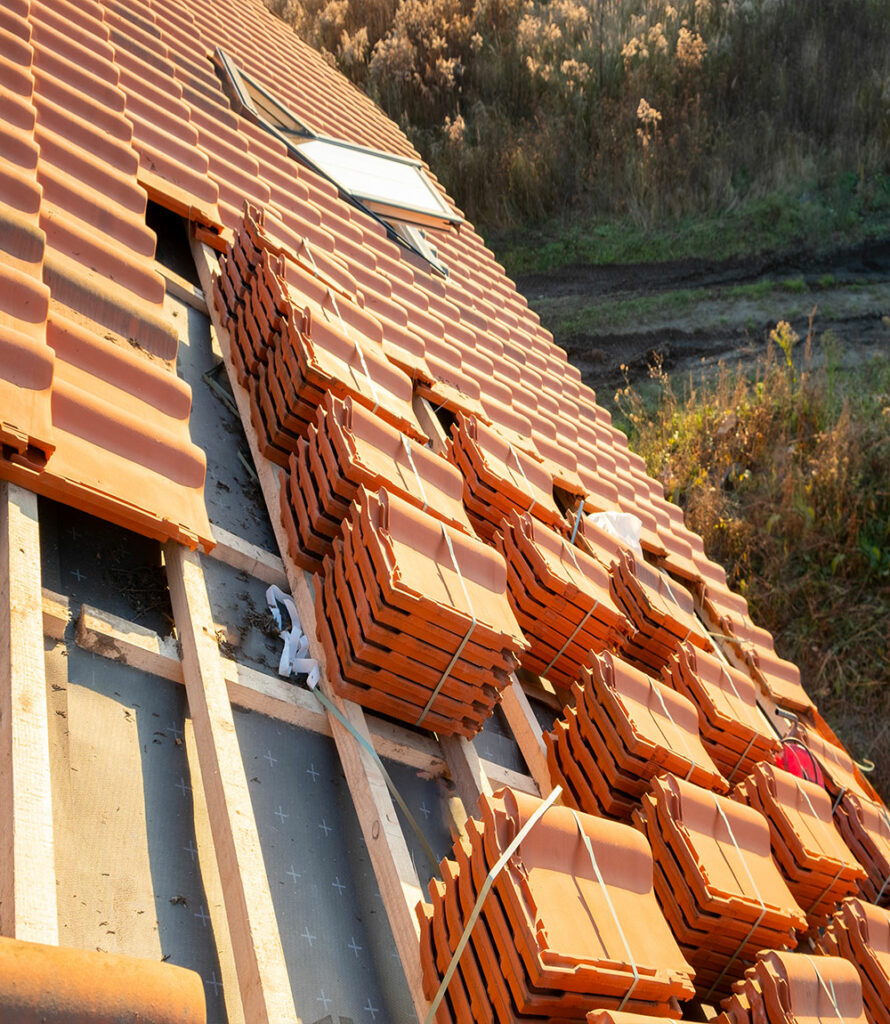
(295, 138, 460, 230)
(213, 48, 460, 269)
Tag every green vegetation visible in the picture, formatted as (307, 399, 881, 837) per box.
(614, 324, 890, 793)
(270, 0, 890, 259)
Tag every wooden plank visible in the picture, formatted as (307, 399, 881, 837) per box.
(71, 601, 447, 775)
(191, 233, 431, 1022)
(41, 589, 69, 640)
(209, 524, 287, 587)
(158, 261, 208, 313)
(0, 481, 59, 944)
(164, 542, 298, 1024)
(481, 759, 540, 797)
(499, 681, 552, 797)
(76, 605, 182, 683)
(439, 735, 493, 815)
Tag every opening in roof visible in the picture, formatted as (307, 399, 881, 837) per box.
(213, 48, 459, 272)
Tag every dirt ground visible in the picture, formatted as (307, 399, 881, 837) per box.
(517, 237, 890, 398)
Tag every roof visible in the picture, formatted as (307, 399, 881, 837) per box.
(1, 0, 888, 1022)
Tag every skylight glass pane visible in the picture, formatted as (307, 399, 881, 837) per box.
(297, 138, 458, 224)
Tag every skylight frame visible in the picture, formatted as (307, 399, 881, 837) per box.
(213, 48, 458, 273)
(294, 136, 461, 231)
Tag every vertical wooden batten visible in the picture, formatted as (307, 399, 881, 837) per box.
(164, 541, 298, 1024)
(0, 481, 59, 944)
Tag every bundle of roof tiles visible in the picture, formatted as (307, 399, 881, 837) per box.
(314, 486, 528, 736)
(609, 549, 712, 674)
(445, 412, 568, 541)
(716, 950, 867, 1024)
(278, 391, 471, 573)
(416, 788, 696, 1023)
(732, 762, 866, 929)
(634, 774, 807, 1001)
(495, 512, 631, 689)
(546, 652, 727, 820)
(834, 791, 890, 906)
(816, 898, 890, 1024)
(661, 643, 780, 783)
(213, 205, 427, 466)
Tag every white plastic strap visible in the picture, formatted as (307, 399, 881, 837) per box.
(704, 796, 767, 1000)
(265, 584, 320, 686)
(416, 523, 476, 726)
(648, 680, 697, 781)
(506, 443, 535, 510)
(718, 662, 763, 735)
(423, 786, 563, 1024)
(541, 599, 598, 677)
(328, 289, 380, 414)
(400, 435, 430, 512)
(299, 237, 320, 277)
(727, 733, 757, 783)
(569, 809, 640, 1010)
(806, 955, 844, 1022)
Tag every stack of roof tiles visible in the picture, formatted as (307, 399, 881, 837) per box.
(634, 774, 806, 1001)
(445, 412, 568, 541)
(732, 762, 866, 929)
(279, 391, 471, 573)
(816, 898, 890, 1024)
(785, 726, 890, 905)
(417, 788, 696, 1023)
(495, 512, 631, 689)
(834, 792, 890, 907)
(661, 644, 780, 783)
(213, 205, 427, 463)
(610, 549, 712, 674)
(314, 486, 528, 736)
(546, 652, 727, 820)
(716, 950, 867, 1024)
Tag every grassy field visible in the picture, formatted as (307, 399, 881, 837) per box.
(271, 0, 890, 247)
(614, 325, 890, 793)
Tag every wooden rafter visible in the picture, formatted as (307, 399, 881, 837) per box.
(165, 541, 298, 1024)
(0, 481, 58, 944)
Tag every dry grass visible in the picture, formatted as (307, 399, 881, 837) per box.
(615, 317, 890, 793)
(268, 0, 890, 232)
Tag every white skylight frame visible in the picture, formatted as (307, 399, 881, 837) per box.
(294, 137, 461, 231)
(213, 48, 458, 269)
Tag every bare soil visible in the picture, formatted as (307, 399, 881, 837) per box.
(517, 238, 890, 398)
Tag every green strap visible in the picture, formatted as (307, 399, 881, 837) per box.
(311, 685, 441, 881)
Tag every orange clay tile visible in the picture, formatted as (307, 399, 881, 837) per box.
(815, 899, 890, 1024)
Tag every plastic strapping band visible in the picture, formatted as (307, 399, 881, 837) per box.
(310, 684, 441, 880)
(789, 777, 846, 914)
(806, 955, 844, 1022)
(570, 501, 584, 544)
(541, 598, 598, 677)
(719, 662, 764, 736)
(416, 523, 476, 726)
(401, 435, 430, 513)
(704, 796, 767, 1001)
(506, 443, 534, 511)
(422, 786, 562, 1024)
(300, 237, 320, 277)
(328, 290, 380, 414)
(569, 809, 640, 1010)
(727, 733, 757, 783)
(648, 680, 698, 782)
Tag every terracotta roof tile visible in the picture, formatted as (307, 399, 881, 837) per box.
(0, 0, 54, 466)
